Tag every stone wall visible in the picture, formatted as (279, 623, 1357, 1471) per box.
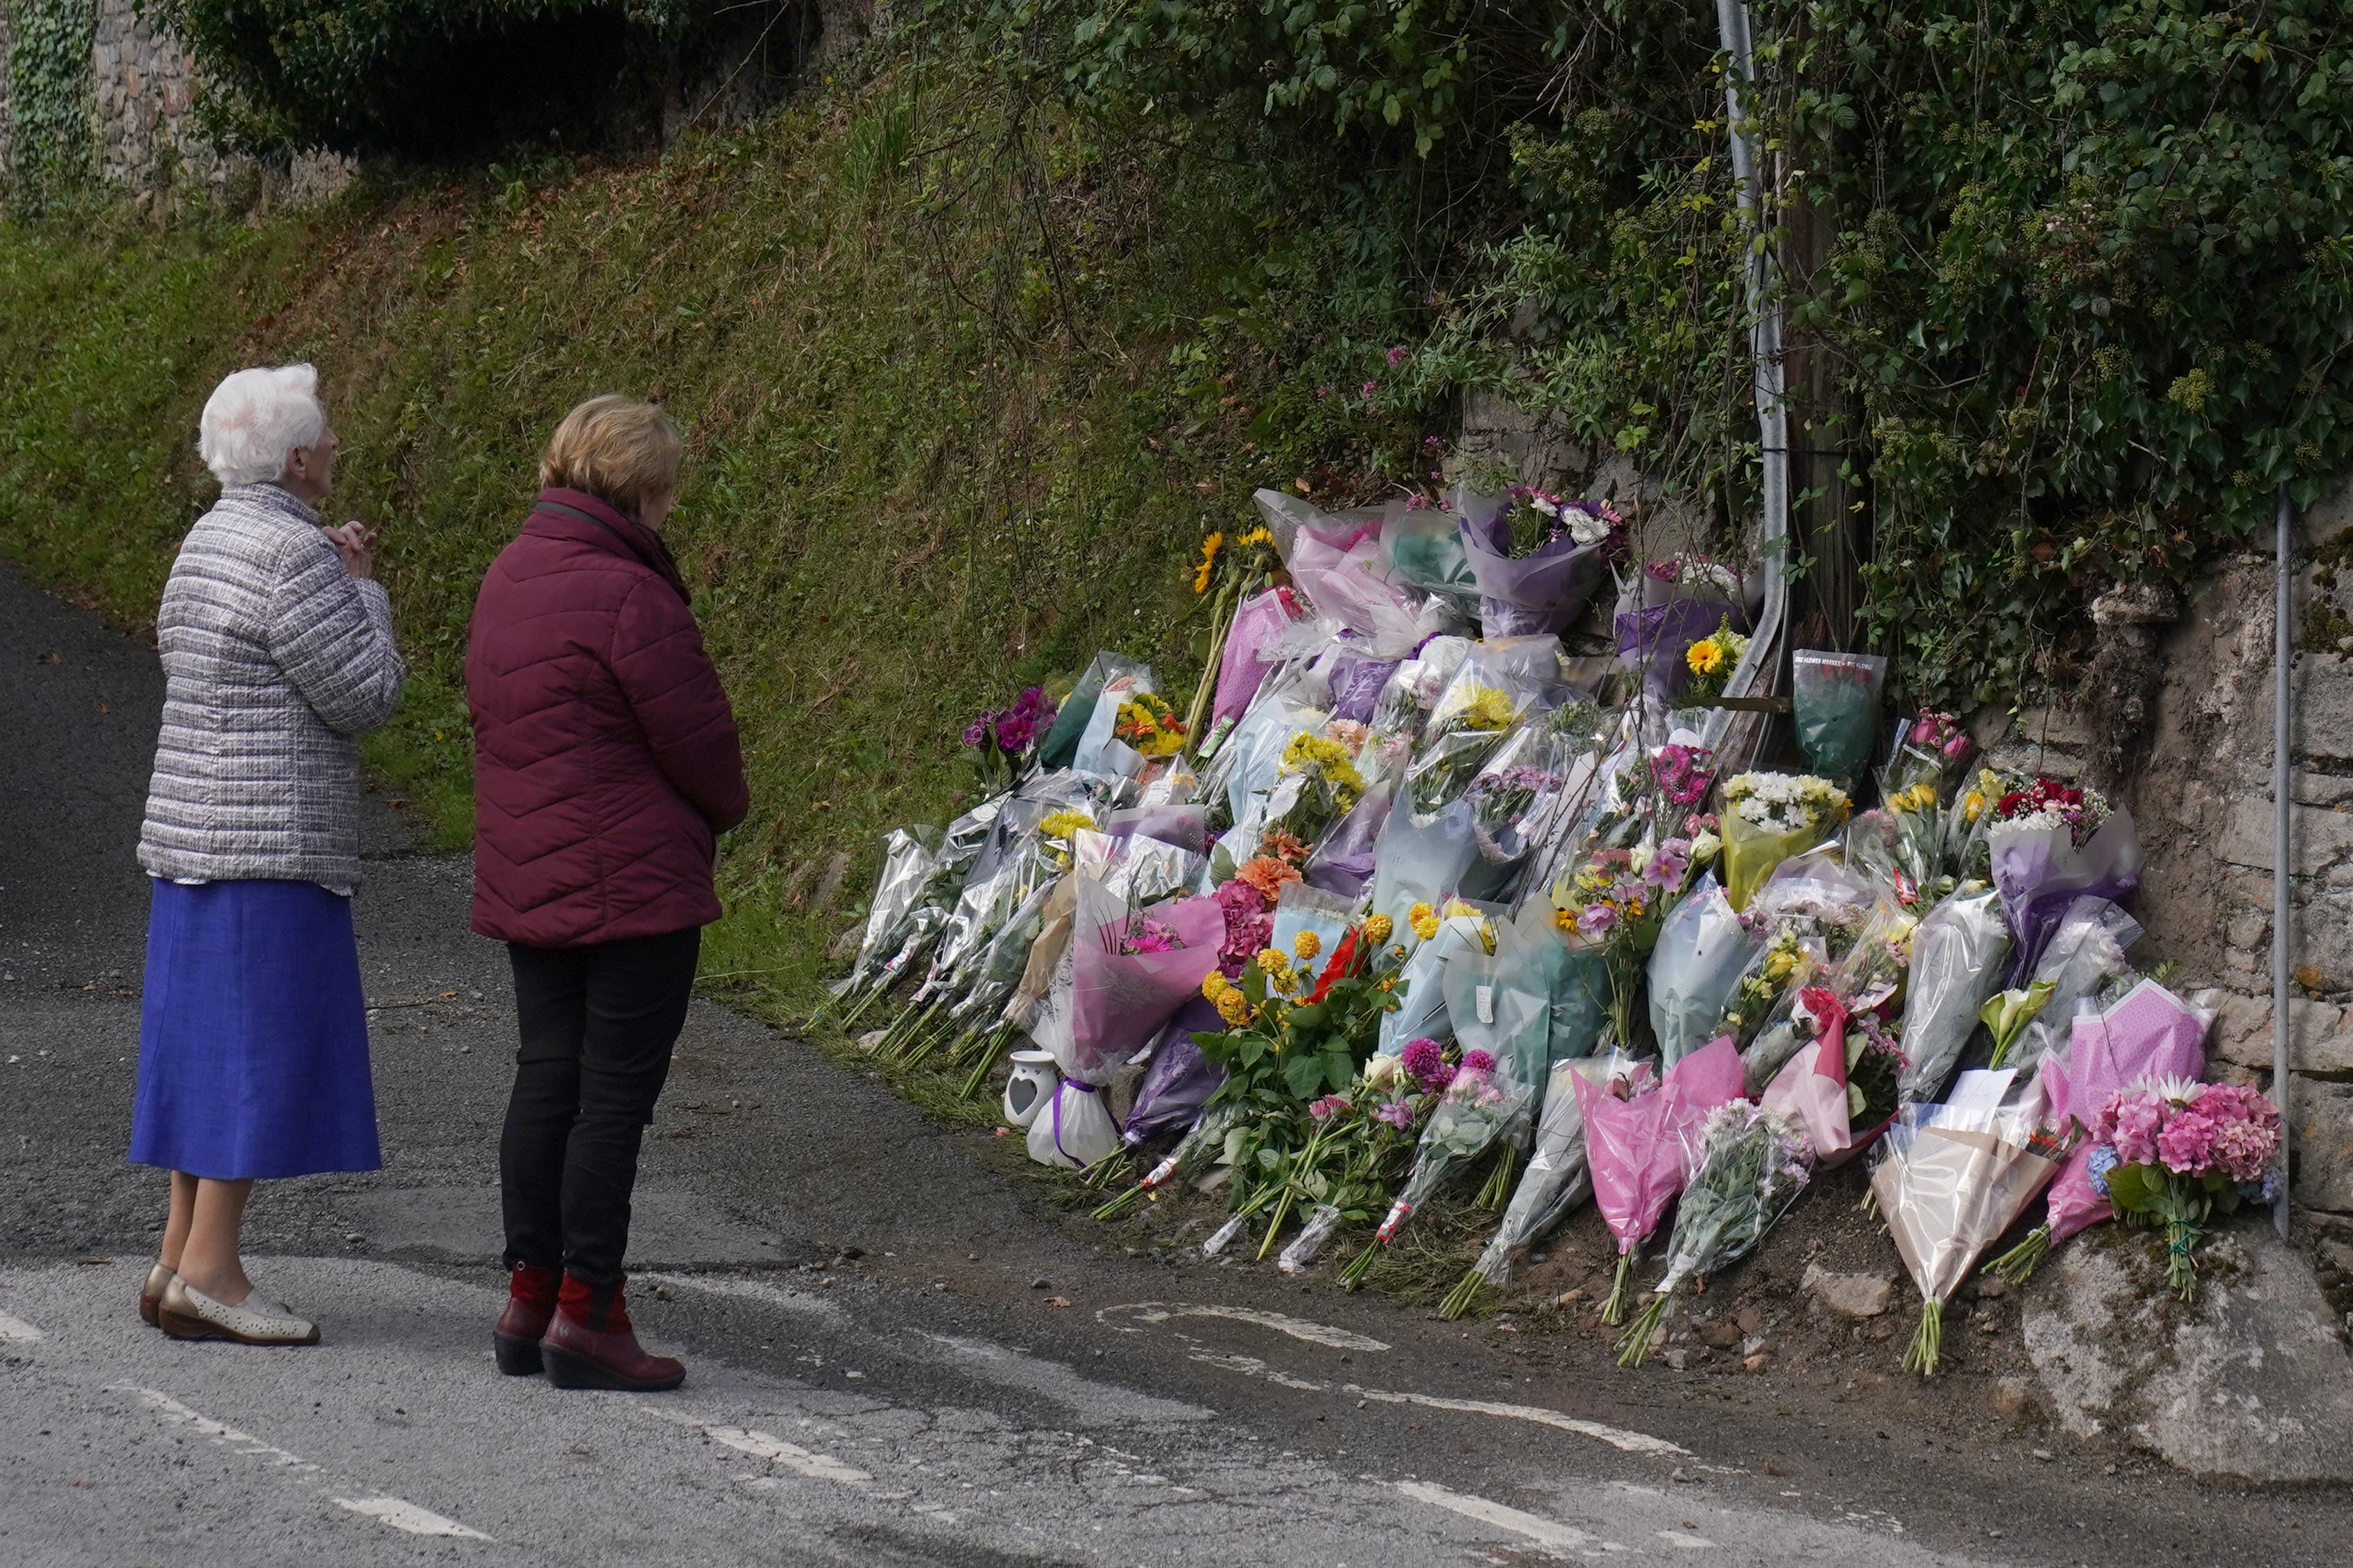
(1972, 481, 2353, 1233)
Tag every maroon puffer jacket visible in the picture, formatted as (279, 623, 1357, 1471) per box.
(465, 488, 749, 947)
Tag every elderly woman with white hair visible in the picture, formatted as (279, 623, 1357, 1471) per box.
(131, 363, 404, 1345)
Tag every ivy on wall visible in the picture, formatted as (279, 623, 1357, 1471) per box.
(4, 0, 96, 205)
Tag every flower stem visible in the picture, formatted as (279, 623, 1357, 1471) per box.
(1615, 1292, 1670, 1367)
(1903, 1299, 1942, 1377)
(1182, 581, 1242, 759)
(2164, 1219, 2202, 1302)
(1437, 1268, 1485, 1322)
(1476, 1145, 1519, 1210)
(1337, 1242, 1380, 1291)
(1987, 1227, 2050, 1288)
(1600, 1252, 1634, 1327)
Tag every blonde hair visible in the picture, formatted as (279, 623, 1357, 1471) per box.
(200, 363, 327, 485)
(539, 395, 683, 519)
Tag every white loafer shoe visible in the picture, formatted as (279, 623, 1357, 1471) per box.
(157, 1277, 320, 1346)
(140, 1264, 176, 1327)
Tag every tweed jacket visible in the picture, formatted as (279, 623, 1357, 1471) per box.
(138, 483, 407, 888)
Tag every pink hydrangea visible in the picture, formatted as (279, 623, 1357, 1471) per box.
(2096, 1090, 2166, 1167)
(1460, 1049, 1495, 1075)
(2155, 1107, 2218, 1175)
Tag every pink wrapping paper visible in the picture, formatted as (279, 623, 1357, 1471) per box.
(2039, 979, 2211, 1243)
(1577, 1037, 1747, 1259)
(1067, 895, 1226, 1085)
(1211, 587, 1306, 728)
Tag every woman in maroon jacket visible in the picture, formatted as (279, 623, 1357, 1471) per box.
(465, 395, 748, 1391)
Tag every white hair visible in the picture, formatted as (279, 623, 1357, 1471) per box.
(198, 363, 327, 486)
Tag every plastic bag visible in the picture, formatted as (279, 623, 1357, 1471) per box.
(1027, 1079, 1122, 1169)
(1276, 1203, 1347, 1275)
(1647, 874, 1761, 1066)
(1791, 649, 1887, 784)
(1895, 887, 2011, 1103)
(1253, 490, 1447, 657)
(1381, 507, 1481, 617)
(834, 825, 943, 995)
(1269, 881, 1362, 974)
(1462, 1054, 1614, 1289)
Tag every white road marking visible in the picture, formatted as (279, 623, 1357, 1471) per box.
(1188, 1350, 1330, 1393)
(918, 1332, 1214, 1424)
(1396, 1480, 1604, 1555)
(644, 1407, 871, 1484)
(1346, 1387, 1692, 1459)
(110, 1384, 318, 1470)
(635, 1271, 839, 1318)
(109, 1385, 493, 1541)
(0, 1309, 43, 1342)
(333, 1497, 494, 1539)
(1097, 1300, 1389, 1352)
(1657, 1530, 1717, 1549)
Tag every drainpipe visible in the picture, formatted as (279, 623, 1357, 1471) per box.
(1704, 0, 1789, 764)
(2273, 482, 2295, 1238)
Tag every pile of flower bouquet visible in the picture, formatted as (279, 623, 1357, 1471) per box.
(828, 481, 2279, 1379)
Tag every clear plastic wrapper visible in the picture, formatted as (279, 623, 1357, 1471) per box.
(1381, 508, 1481, 618)
(1990, 807, 2142, 981)
(1038, 652, 1150, 771)
(1464, 706, 1593, 865)
(1646, 873, 1761, 1066)
(949, 875, 1059, 1031)
(1463, 1054, 1616, 1289)
(1064, 879, 1224, 1084)
(1402, 637, 1568, 821)
(1376, 903, 1497, 1056)
(1895, 887, 2011, 1103)
(1368, 637, 1475, 751)
(1575, 1036, 1747, 1322)
(1613, 574, 1742, 703)
(1999, 895, 2143, 1076)
(1367, 799, 1482, 940)
(834, 825, 943, 997)
(1072, 668, 1162, 778)
(1253, 490, 1451, 656)
(1791, 649, 1887, 784)
(1269, 881, 1362, 972)
(1872, 1073, 2071, 1375)
(1276, 1203, 1347, 1275)
(1107, 803, 1209, 857)
(1304, 773, 1398, 899)
(1439, 934, 1555, 1108)
(1617, 1102, 1813, 1363)
(1371, 1056, 1540, 1244)
(1201, 1212, 1248, 1258)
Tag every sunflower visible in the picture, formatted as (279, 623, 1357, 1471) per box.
(1192, 531, 1224, 594)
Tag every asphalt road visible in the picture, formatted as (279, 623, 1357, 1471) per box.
(1, 562, 2346, 1568)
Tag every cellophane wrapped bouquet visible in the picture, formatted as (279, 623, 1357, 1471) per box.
(1876, 710, 1975, 902)
(1989, 979, 2214, 1284)
(1575, 1037, 1747, 1323)
(1616, 1102, 1813, 1364)
(1872, 1073, 2076, 1376)
(1339, 1040, 1539, 1287)
(1985, 775, 2141, 979)
(1894, 886, 2011, 1103)
(1718, 771, 1850, 912)
(1439, 1053, 1617, 1318)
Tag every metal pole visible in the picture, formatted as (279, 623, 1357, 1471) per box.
(2273, 482, 2295, 1239)
(1704, 0, 1789, 766)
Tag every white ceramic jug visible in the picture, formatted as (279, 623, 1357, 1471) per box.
(1001, 1049, 1060, 1129)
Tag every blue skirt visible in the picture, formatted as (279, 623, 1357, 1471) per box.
(130, 879, 382, 1180)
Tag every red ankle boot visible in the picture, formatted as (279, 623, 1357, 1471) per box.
(541, 1274, 685, 1392)
(494, 1262, 561, 1376)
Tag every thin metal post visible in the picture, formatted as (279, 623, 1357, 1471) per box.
(1704, 0, 1789, 767)
(2273, 483, 2295, 1238)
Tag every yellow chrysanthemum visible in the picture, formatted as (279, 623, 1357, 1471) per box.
(1450, 686, 1516, 732)
(1293, 929, 1321, 961)
(1687, 637, 1726, 677)
(1410, 913, 1441, 942)
(1202, 972, 1231, 1003)
(1039, 809, 1095, 841)
(1257, 949, 1294, 986)
(1362, 913, 1394, 947)
(1215, 991, 1254, 1027)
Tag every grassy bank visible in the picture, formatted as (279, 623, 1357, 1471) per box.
(0, 67, 1439, 1029)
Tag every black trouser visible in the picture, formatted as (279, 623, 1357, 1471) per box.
(500, 928, 701, 1287)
